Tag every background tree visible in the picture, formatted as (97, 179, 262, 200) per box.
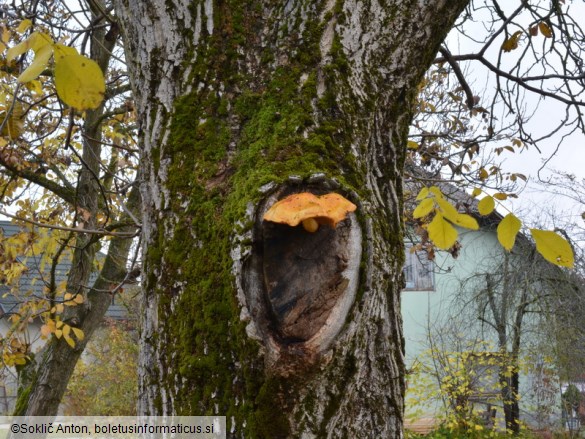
(0, 0, 140, 417)
(62, 320, 138, 416)
(456, 246, 556, 433)
(62, 287, 139, 416)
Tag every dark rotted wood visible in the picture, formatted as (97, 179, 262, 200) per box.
(262, 219, 350, 342)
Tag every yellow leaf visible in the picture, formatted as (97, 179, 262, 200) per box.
(72, 327, 84, 341)
(55, 329, 62, 339)
(427, 213, 458, 250)
(62, 324, 71, 337)
(74, 294, 84, 304)
(28, 32, 53, 53)
(0, 42, 5, 53)
(6, 41, 26, 61)
(1, 27, 10, 44)
(471, 188, 482, 198)
(14, 356, 27, 366)
(413, 198, 434, 219)
(478, 168, 489, 180)
(530, 229, 574, 268)
(40, 324, 53, 338)
(416, 187, 429, 201)
(54, 43, 78, 57)
(27, 79, 43, 95)
(493, 193, 508, 200)
(17, 43, 52, 83)
(539, 22, 553, 38)
(497, 213, 521, 251)
(16, 20, 32, 34)
(434, 196, 459, 223)
(7, 31, 52, 61)
(502, 31, 523, 52)
(0, 102, 25, 139)
(64, 334, 75, 348)
(54, 52, 105, 110)
(478, 196, 495, 216)
(452, 213, 479, 230)
(429, 186, 443, 198)
(407, 140, 419, 150)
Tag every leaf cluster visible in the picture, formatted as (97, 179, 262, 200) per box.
(0, 1, 140, 380)
(412, 185, 574, 267)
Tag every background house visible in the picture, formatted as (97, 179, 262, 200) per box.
(0, 220, 129, 414)
(401, 186, 581, 434)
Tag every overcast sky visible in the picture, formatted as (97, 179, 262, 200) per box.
(444, 0, 585, 235)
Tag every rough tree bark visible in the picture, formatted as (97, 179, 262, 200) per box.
(114, 1, 469, 437)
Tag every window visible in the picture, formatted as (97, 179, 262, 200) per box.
(403, 246, 435, 291)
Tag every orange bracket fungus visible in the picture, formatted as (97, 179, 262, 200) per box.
(263, 192, 357, 233)
(234, 179, 362, 373)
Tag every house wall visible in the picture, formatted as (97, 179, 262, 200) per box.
(401, 227, 562, 428)
(402, 227, 502, 364)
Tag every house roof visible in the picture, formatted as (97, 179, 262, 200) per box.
(0, 220, 128, 320)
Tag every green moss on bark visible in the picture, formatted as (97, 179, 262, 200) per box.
(140, 1, 410, 436)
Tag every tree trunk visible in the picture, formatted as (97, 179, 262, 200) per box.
(500, 367, 520, 435)
(114, 0, 469, 437)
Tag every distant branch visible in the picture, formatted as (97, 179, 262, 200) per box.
(433, 52, 585, 108)
(438, 47, 476, 109)
(0, 209, 139, 237)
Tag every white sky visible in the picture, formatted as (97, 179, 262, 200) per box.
(443, 0, 585, 236)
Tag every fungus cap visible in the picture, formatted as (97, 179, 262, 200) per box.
(263, 192, 356, 232)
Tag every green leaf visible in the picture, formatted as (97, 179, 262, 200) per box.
(477, 196, 495, 216)
(427, 212, 458, 250)
(530, 229, 574, 268)
(497, 213, 521, 251)
(54, 52, 105, 110)
(413, 198, 434, 219)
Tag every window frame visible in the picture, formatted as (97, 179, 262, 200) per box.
(403, 245, 435, 291)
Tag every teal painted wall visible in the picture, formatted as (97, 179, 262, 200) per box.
(402, 227, 503, 366)
(401, 226, 562, 428)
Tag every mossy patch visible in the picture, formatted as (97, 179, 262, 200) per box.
(140, 1, 407, 436)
